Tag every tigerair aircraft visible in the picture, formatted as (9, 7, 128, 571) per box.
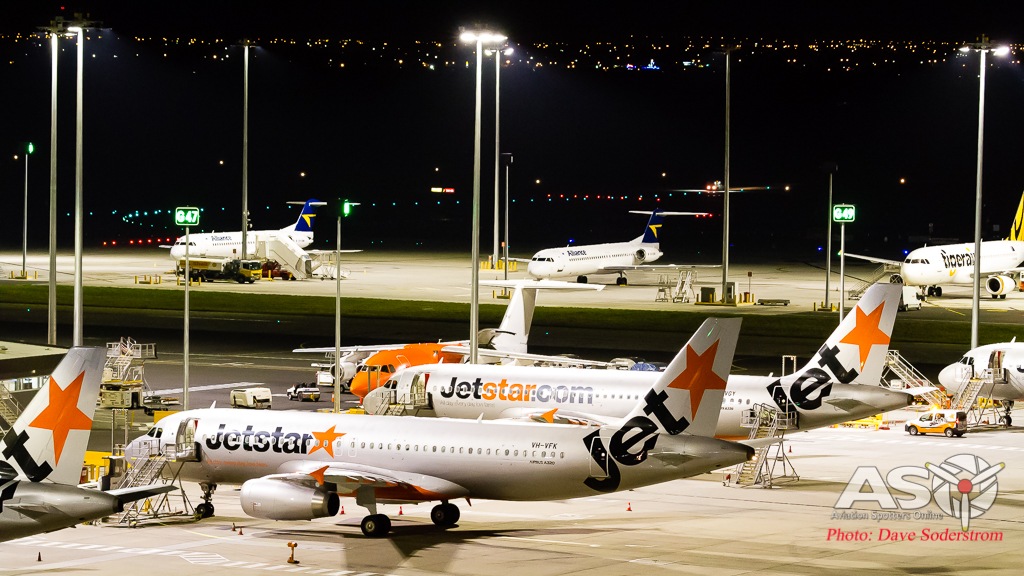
(294, 279, 608, 398)
(1, 348, 173, 542)
(364, 284, 921, 440)
(847, 191, 1024, 298)
(524, 208, 715, 285)
(124, 318, 752, 537)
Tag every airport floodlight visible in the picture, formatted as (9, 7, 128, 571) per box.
(460, 30, 507, 45)
(67, 26, 82, 33)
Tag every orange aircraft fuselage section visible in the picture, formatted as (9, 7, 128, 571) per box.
(349, 344, 465, 399)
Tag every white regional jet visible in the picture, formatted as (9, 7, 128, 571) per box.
(938, 340, 1024, 426)
(525, 208, 713, 285)
(124, 318, 752, 537)
(365, 283, 915, 438)
(846, 191, 1024, 298)
(167, 198, 326, 261)
(1, 348, 173, 542)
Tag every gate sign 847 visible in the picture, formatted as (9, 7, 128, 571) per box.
(832, 204, 856, 223)
(175, 206, 200, 227)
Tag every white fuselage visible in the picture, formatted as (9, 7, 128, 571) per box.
(127, 408, 748, 501)
(899, 241, 1024, 288)
(371, 364, 912, 440)
(527, 240, 661, 279)
(169, 229, 313, 260)
(938, 343, 1024, 401)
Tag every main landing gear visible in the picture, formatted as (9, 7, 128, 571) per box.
(1000, 401, 1015, 428)
(195, 482, 216, 519)
(615, 275, 628, 286)
(926, 286, 942, 297)
(359, 501, 461, 537)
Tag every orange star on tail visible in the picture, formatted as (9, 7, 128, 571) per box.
(28, 371, 92, 465)
(309, 426, 346, 457)
(839, 301, 891, 370)
(667, 340, 726, 419)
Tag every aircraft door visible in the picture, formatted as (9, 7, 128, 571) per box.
(990, 350, 1007, 383)
(587, 433, 610, 479)
(175, 418, 202, 462)
(556, 253, 567, 273)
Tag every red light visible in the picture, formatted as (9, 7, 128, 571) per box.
(112, 241, 117, 245)
(103, 241, 108, 246)
(129, 240, 134, 245)
(147, 239, 152, 244)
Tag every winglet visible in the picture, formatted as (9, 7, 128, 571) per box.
(309, 465, 329, 486)
(539, 408, 557, 424)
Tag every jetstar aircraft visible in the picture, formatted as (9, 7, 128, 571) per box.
(124, 318, 752, 537)
(166, 198, 326, 261)
(938, 340, 1024, 426)
(524, 209, 715, 285)
(294, 280, 607, 397)
(1, 347, 173, 542)
(364, 284, 919, 440)
(846, 191, 1024, 298)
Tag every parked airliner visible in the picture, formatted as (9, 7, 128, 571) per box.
(364, 284, 917, 439)
(525, 209, 713, 285)
(124, 318, 752, 537)
(938, 340, 1024, 426)
(1, 348, 172, 541)
(847, 191, 1024, 298)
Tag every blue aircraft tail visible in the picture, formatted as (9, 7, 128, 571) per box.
(640, 209, 665, 243)
(292, 198, 323, 233)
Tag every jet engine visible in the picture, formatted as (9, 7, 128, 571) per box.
(240, 478, 340, 521)
(985, 275, 1018, 297)
(635, 248, 649, 262)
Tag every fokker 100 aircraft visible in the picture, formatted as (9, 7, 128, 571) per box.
(166, 198, 326, 261)
(847, 191, 1024, 298)
(1, 348, 173, 542)
(525, 209, 714, 285)
(364, 283, 918, 438)
(125, 318, 752, 537)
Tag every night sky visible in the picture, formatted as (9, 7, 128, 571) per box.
(2, 2, 1024, 260)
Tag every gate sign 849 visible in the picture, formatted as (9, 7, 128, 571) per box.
(832, 204, 856, 223)
(175, 206, 200, 227)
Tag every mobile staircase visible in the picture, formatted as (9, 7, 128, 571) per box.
(730, 403, 798, 488)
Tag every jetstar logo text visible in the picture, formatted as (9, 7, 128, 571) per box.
(205, 424, 314, 454)
(582, 388, 689, 492)
(439, 377, 594, 404)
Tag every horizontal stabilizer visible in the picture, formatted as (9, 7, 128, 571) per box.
(479, 279, 604, 291)
(106, 483, 176, 505)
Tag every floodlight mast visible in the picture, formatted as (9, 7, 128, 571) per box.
(460, 28, 507, 364)
(960, 36, 1009, 350)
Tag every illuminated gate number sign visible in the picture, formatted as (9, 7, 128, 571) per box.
(175, 206, 200, 227)
(832, 204, 856, 223)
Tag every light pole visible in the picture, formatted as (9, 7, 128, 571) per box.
(487, 46, 513, 268)
(69, 23, 88, 347)
(960, 38, 1010, 350)
(335, 200, 358, 414)
(501, 152, 513, 281)
(824, 163, 838, 311)
(460, 29, 506, 364)
(41, 19, 69, 346)
(20, 143, 33, 278)
(241, 40, 254, 259)
(720, 46, 738, 304)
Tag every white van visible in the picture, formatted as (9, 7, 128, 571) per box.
(230, 387, 273, 409)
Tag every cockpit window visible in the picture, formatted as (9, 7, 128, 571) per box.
(146, 426, 163, 438)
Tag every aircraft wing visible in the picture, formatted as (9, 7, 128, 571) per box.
(273, 462, 471, 502)
(439, 345, 615, 367)
(843, 253, 903, 266)
(598, 263, 720, 273)
(105, 483, 176, 505)
(501, 407, 616, 427)
(293, 342, 466, 355)
(479, 279, 604, 291)
(306, 249, 363, 254)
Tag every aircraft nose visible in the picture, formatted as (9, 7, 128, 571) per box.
(937, 364, 961, 392)
(526, 261, 544, 278)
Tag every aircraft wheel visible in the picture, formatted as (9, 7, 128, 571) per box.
(944, 428, 955, 438)
(907, 426, 919, 436)
(361, 514, 391, 537)
(935, 287, 942, 297)
(616, 277, 627, 286)
(430, 503, 460, 526)
(196, 502, 215, 518)
(1000, 415, 1012, 427)
(576, 276, 588, 284)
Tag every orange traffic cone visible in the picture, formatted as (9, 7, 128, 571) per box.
(238, 527, 244, 536)
(340, 506, 345, 515)
(37, 552, 42, 562)
(626, 502, 632, 512)
(399, 506, 404, 516)
(231, 522, 237, 532)
(788, 445, 792, 454)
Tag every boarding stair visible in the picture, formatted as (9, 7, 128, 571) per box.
(731, 404, 798, 488)
(110, 439, 194, 526)
(951, 369, 1002, 427)
(655, 270, 695, 303)
(0, 386, 22, 433)
(257, 236, 315, 280)
(847, 264, 899, 300)
(882, 351, 948, 408)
